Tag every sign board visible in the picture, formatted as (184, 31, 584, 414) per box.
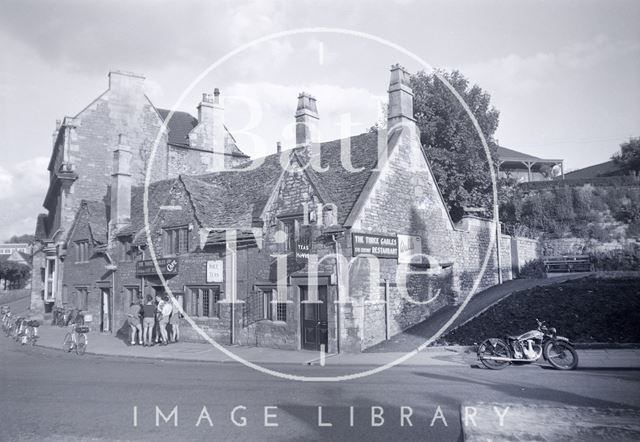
(206, 260, 224, 283)
(397, 234, 423, 264)
(135, 258, 179, 276)
(352, 233, 398, 258)
(295, 241, 311, 262)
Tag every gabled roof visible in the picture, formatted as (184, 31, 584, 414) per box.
(84, 200, 109, 244)
(564, 160, 621, 179)
(67, 200, 109, 245)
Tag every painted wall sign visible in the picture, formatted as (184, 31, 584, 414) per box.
(135, 258, 179, 276)
(397, 234, 423, 264)
(206, 260, 224, 283)
(352, 233, 398, 258)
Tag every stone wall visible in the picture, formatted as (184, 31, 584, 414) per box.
(348, 125, 458, 352)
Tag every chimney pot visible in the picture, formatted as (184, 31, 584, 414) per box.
(276, 141, 282, 153)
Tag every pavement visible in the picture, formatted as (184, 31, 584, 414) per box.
(462, 403, 640, 441)
(4, 290, 640, 369)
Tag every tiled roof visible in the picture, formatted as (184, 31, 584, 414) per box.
(120, 178, 179, 245)
(88, 130, 426, 247)
(182, 153, 285, 228)
(156, 108, 248, 157)
(303, 132, 381, 225)
(156, 109, 197, 147)
(564, 160, 621, 179)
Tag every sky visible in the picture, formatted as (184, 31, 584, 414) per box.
(0, 0, 638, 241)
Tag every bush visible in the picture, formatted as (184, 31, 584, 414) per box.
(590, 247, 640, 271)
(518, 258, 547, 279)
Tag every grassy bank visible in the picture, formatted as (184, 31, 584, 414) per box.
(439, 277, 640, 345)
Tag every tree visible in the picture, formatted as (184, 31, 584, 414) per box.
(6, 233, 34, 243)
(612, 137, 640, 175)
(410, 70, 500, 222)
(0, 261, 31, 290)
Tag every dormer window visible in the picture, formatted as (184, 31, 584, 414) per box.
(163, 226, 189, 256)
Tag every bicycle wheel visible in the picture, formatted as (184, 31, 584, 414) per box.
(76, 334, 87, 355)
(63, 333, 73, 352)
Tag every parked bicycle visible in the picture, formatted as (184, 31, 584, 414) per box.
(20, 320, 41, 346)
(11, 316, 27, 341)
(1, 307, 12, 334)
(63, 322, 90, 355)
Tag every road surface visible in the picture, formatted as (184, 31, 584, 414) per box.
(1, 334, 639, 441)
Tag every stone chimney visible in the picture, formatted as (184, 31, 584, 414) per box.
(276, 141, 282, 154)
(295, 92, 318, 147)
(387, 64, 414, 128)
(110, 134, 132, 234)
(196, 89, 225, 157)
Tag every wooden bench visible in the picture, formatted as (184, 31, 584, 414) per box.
(543, 255, 593, 273)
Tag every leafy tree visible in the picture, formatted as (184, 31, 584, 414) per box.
(0, 261, 31, 290)
(612, 137, 640, 175)
(410, 70, 500, 222)
(6, 234, 34, 243)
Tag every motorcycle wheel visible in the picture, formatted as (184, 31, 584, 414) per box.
(478, 339, 511, 370)
(544, 340, 579, 370)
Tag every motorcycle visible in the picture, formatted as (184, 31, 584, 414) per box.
(477, 319, 579, 370)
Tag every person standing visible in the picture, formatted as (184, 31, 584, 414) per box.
(169, 300, 180, 343)
(158, 295, 172, 345)
(127, 302, 142, 345)
(141, 295, 156, 346)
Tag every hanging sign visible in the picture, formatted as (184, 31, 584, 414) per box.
(136, 258, 179, 276)
(352, 233, 398, 258)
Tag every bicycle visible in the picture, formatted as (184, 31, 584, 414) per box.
(2, 309, 12, 334)
(22, 320, 40, 346)
(63, 323, 90, 355)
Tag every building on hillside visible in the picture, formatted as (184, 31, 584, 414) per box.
(58, 65, 540, 353)
(30, 71, 249, 315)
(0, 243, 30, 255)
(496, 146, 564, 182)
(563, 160, 622, 180)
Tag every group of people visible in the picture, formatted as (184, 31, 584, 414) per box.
(127, 294, 180, 346)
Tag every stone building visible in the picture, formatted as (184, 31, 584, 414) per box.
(30, 70, 249, 315)
(55, 65, 540, 353)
